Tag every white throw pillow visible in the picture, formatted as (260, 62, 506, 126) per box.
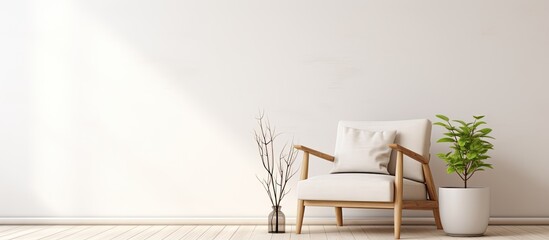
(331, 127, 397, 174)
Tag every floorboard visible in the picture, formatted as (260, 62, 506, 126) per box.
(59, 225, 114, 239)
(0, 226, 46, 240)
(213, 225, 238, 240)
(348, 225, 369, 240)
(128, 225, 167, 240)
(308, 225, 327, 240)
(86, 225, 136, 240)
(336, 226, 356, 240)
(40, 225, 91, 240)
(0, 225, 547, 239)
(162, 225, 196, 240)
(197, 225, 225, 240)
(324, 225, 340, 240)
(146, 225, 184, 239)
(249, 225, 271, 240)
(0, 226, 20, 235)
(11, 225, 73, 240)
(180, 225, 210, 240)
(229, 225, 255, 240)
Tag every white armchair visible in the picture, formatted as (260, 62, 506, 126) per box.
(294, 119, 442, 239)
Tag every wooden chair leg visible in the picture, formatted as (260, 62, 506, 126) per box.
(335, 207, 343, 226)
(296, 200, 305, 234)
(394, 204, 402, 239)
(433, 207, 443, 229)
(394, 151, 403, 239)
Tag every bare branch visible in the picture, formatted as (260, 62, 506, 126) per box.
(254, 112, 299, 207)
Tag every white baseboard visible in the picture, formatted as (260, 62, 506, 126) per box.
(0, 217, 548, 225)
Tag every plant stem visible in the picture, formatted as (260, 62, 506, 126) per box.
(275, 206, 279, 232)
(464, 167, 467, 188)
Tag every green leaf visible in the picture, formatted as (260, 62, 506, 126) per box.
(473, 115, 485, 120)
(466, 152, 478, 159)
(436, 153, 447, 159)
(437, 138, 455, 143)
(473, 121, 487, 128)
(453, 120, 470, 126)
(433, 122, 447, 127)
(479, 128, 492, 134)
(460, 126, 471, 135)
(433, 122, 452, 130)
(458, 139, 466, 147)
(436, 114, 449, 121)
(481, 163, 493, 169)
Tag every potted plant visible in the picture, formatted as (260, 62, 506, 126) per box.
(254, 112, 298, 233)
(434, 114, 494, 236)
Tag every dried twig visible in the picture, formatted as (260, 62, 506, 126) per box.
(254, 111, 299, 207)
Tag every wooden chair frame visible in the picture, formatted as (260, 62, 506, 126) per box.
(294, 144, 443, 239)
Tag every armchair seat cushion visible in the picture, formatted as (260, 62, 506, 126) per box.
(297, 173, 427, 202)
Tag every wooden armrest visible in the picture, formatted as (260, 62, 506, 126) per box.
(294, 145, 335, 162)
(388, 144, 429, 164)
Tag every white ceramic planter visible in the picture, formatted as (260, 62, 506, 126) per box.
(439, 187, 490, 237)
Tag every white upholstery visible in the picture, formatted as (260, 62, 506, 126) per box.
(331, 128, 396, 174)
(337, 119, 431, 182)
(297, 173, 427, 202)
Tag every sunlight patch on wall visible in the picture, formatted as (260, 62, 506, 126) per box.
(28, 0, 253, 216)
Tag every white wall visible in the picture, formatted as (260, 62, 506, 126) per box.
(1, 0, 548, 218)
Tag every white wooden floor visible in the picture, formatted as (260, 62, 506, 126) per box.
(0, 225, 548, 240)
